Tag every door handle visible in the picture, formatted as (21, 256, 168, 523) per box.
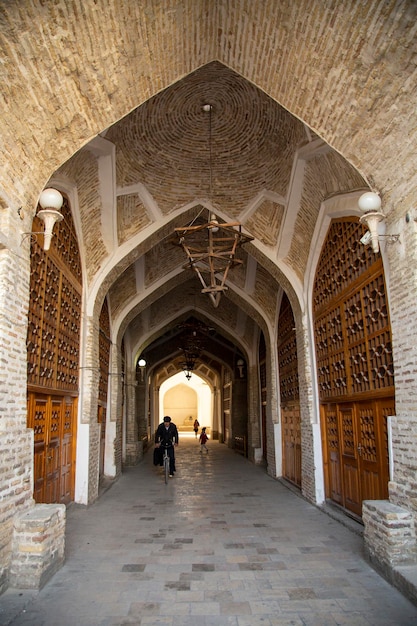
(357, 444, 362, 456)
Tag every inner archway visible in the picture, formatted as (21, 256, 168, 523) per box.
(160, 372, 212, 435)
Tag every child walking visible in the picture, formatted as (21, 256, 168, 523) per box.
(199, 427, 209, 454)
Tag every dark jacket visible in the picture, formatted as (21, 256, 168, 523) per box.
(155, 422, 178, 447)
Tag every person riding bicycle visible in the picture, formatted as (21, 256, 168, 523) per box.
(155, 416, 179, 477)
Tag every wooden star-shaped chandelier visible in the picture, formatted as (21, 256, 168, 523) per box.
(174, 212, 253, 308)
(174, 104, 253, 307)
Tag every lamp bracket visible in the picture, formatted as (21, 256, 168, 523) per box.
(21, 231, 48, 245)
(379, 233, 400, 244)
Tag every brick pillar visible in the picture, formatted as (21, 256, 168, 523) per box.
(124, 370, 142, 465)
(363, 500, 416, 578)
(9, 504, 66, 589)
(0, 208, 47, 592)
(77, 316, 101, 504)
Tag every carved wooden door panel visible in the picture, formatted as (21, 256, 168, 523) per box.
(322, 404, 343, 505)
(30, 395, 48, 503)
(282, 404, 301, 487)
(44, 398, 61, 504)
(60, 397, 77, 504)
(339, 404, 361, 516)
(357, 400, 389, 503)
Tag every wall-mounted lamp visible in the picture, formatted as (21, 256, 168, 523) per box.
(21, 188, 64, 251)
(138, 358, 146, 382)
(237, 358, 245, 379)
(358, 191, 400, 254)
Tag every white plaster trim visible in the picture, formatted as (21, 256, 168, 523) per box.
(245, 255, 257, 294)
(84, 136, 117, 251)
(274, 422, 283, 477)
(276, 139, 331, 259)
(387, 415, 394, 482)
(238, 188, 286, 224)
(105, 421, 117, 478)
(134, 257, 145, 292)
(117, 182, 163, 222)
(312, 422, 325, 505)
(74, 423, 90, 504)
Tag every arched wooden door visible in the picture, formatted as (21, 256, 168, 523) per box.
(278, 294, 301, 488)
(26, 195, 82, 504)
(313, 219, 393, 518)
(259, 333, 267, 462)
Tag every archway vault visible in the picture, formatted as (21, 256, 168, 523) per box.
(2, 1, 416, 213)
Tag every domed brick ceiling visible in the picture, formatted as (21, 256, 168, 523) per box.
(106, 61, 308, 220)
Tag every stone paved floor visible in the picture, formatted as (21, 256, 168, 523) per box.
(1, 435, 417, 625)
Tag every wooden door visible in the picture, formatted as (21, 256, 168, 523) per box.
(321, 404, 343, 505)
(339, 404, 361, 516)
(313, 219, 394, 518)
(282, 404, 301, 487)
(28, 393, 77, 504)
(321, 399, 389, 516)
(357, 400, 389, 502)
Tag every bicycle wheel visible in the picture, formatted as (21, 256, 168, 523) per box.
(164, 451, 169, 484)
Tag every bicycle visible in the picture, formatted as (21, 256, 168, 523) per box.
(162, 446, 170, 484)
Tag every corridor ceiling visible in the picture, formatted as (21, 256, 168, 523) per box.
(59, 60, 366, 378)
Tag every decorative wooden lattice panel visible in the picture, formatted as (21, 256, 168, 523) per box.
(99, 298, 111, 405)
(27, 197, 81, 391)
(278, 294, 299, 403)
(314, 219, 394, 401)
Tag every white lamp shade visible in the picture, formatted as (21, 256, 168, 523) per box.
(358, 191, 382, 213)
(209, 214, 219, 233)
(39, 188, 64, 211)
(138, 359, 146, 367)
